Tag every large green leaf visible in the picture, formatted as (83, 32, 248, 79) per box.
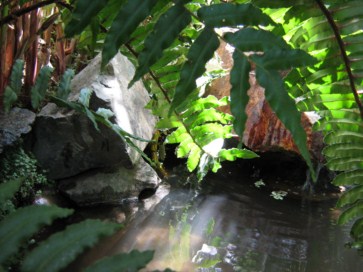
(22, 219, 120, 272)
(129, 3, 191, 86)
(65, 0, 109, 37)
(229, 51, 251, 137)
(171, 27, 220, 112)
(31, 66, 53, 109)
(255, 67, 314, 177)
(0, 206, 73, 265)
(224, 28, 291, 52)
(197, 3, 275, 27)
(85, 250, 154, 272)
(102, 0, 159, 67)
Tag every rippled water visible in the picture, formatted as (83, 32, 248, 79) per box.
(70, 170, 363, 272)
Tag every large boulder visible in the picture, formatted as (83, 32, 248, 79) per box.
(58, 157, 160, 206)
(30, 53, 156, 179)
(0, 107, 36, 153)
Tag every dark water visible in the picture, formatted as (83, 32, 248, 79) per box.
(70, 171, 363, 272)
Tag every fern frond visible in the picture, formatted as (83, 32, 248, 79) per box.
(0, 206, 73, 265)
(85, 250, 154, 272)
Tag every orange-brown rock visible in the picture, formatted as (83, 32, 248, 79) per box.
(205, 42, 323, 162)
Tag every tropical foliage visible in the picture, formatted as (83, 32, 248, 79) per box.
(0, 179, 155, 271)
(60, 0, 363, 249)
(2, 0, 363, 258)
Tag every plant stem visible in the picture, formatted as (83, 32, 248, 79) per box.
(315, 0, 363, 120)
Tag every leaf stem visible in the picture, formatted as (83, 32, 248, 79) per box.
(315, 0, 363, 120)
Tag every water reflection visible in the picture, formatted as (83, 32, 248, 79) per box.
(71, 172, 363, 271)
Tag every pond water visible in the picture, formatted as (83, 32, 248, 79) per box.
(69, 168, 363, 272)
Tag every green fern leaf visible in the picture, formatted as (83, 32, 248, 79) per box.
(230, 51, 250, 137)
(3, 59, 25, 112)
(78, 88, 93, 108)
(255, 67, 314, 178)
(252, 49, 317, 70)
(177, 137, 194, 158)
(324, 131, 363, 145)
(0, 178, 23, 205)
(3, 86, 18, 113)
(9, 59, 24, 94)
(102, 0, 159, 67)
(65, 0, 109, 37)
(337, 186, 363, 208)
(166, 127, 187, 144)
(326, 157, 363, 171)
(171, 27, 220, 112)
(351, 217, 363, 240)
(156, 117, 182, 129)
(31, 66, 53, 109)
(184, 108, 232, 127)
(0, 206, 73, 265)
(323, 143, 363, 158)
(129, 3, 191, 87)
(22, 219, 120, 272)
(187, 144, 202, 172)
(57, 69, 75, 100)
(85, 250, 154, 272)
(182, 96, 229, 116)
(338, 200, 363, 225)
(333, 170, 363, 186)
(219, 148, 258, 161)
(224, 28, 290, 52)
(197, 3, 275, 27)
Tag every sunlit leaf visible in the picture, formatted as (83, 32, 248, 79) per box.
(219, 148, 258, 161)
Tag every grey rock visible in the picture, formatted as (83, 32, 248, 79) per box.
(31, 53, 156, 179)
(58, 158, 160, 206)
(0, 107, 36, 153)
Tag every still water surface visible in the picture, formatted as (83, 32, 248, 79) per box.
(71, 171, 363, 271)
